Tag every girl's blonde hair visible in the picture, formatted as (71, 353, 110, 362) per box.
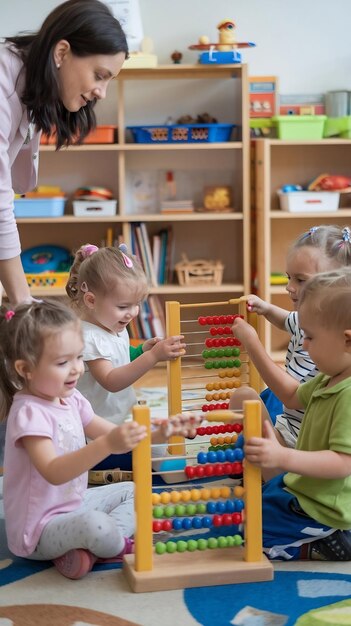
(290, 225, 351, 268)
(0, 299, 79, 421)
(66, 244, 148, 309)
(300, 267, 351, 331)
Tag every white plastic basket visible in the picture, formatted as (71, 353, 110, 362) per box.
(277, 190, 340, 213)
(73, 200, 117, 217)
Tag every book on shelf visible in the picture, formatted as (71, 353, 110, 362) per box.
(130, 223, 157, 287)
(128, 295, 166, 341)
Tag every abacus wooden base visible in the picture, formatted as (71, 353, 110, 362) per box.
(123, 547, 273, 593)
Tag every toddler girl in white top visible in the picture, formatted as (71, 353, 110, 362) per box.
(1, 300, 199, 580)
(66, 243, 185, 426)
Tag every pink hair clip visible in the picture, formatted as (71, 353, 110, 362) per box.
(118, 243, 133, 268)
(5, 310, 15, 321)
(80, 282, 89, 293)
(82, 244, 98, 258)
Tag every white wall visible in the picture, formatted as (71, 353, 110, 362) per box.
(2, 0, 351, 94)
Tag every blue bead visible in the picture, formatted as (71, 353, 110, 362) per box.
(197, 451, 208, 464)
(192, 517, 203, 529)
(182, 518, 193, 530)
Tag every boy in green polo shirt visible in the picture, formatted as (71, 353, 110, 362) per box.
(233, 268, 351, 560)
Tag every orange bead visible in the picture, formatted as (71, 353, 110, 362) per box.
(190, 488, 201, 501)
(206, 383, 214, 391)
(200, 488, 211, 500)
(181, 490, 192, 502)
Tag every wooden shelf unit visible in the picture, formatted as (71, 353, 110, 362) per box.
(18, 64, 250, 305)
(255, 138, 351, 360)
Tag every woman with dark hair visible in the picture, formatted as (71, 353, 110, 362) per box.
(0, 0, 128, 306)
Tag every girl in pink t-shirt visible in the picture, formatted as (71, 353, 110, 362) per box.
(0, 300, 199, 580)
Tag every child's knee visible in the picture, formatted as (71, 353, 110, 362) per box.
(229, 386, 261, 410)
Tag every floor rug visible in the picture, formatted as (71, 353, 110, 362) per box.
(1, 388, 350, 625)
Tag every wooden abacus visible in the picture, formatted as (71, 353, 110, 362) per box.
(165, 297, 261, 465)
(123, 402, 273, 592)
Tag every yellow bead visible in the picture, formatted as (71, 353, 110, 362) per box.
(181, 490, 192, 502)
(206, 383, 214, 391)
(160, 492, 171, 504)
(211, 487, 221, 499)
(170, 490, 181, 503)
(234, 485, 245, 498)
(152, 493, 161, 505)
(220, 486, 231, 498)
(200, 488, 211, 500)
(190, 489, 201, 501)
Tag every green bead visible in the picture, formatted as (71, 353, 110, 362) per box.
(177, 540, 188, 553)
(213, 361, 221, 369)
(153, 506, 164, 519)
(224, 348, 232, 357)
(197, 538, 208, 551)
(208, 537, 218, 549)
(155, 542, 167, 555)
(217, 349, 224, 357)
(218, 536, 228, 548)
(233, 534, 243, 546)
(233, 347, 240, 356)
(210, 349, 217, 358)
(196, 503, 206, 514)
(234, 359, 241, 368)
(166, 541, 177, 553)
(186, 504, 196, 515)
(164, 505, 175, 518)
(205, 361, 213, 369)
(175, 504, 186, 516)
(227, 360, 234, 368)
(226, 536, 235, 547)
(187, 539, 198, 552)
(202, 349, 209, 359)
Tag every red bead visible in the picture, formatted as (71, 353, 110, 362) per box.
(204, 464, 214, 476)
(231, 462, 243, 474)
(223, 514, 233, 526)
(210, 327, 217, 336)
(205, 338, 213, 347)
(233, 423, 243, 432)
(228, 315, 235, 323)
(232, 513, 242, 525)
(185, 465, 196, 478)
(224, 463, 233, 475)
(195, 466, 205, 478)
(202, 404, 209, 412)
(224, 326, 232, 335)
(214, 464, 224, 475)
(218, 327, 224, 334)
(153, 521, 163, 532)
(213, 515, 223, 527)
(213, 316, 221, 325)
(206, 316, 214, 325)
(162, 520, 172, 531)
(197, 427, 206, 436)
(198, 316, 207, 325)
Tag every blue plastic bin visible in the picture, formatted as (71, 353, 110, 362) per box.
(14, 197, 66, 218)
(127, 124, 235, 144)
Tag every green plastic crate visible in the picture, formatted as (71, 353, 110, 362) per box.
(324, 116, 351, 138)
(272, 115, 326, 140)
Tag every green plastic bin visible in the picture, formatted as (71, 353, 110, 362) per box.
(272, 115, 326, 140)
(324, 116, 351, 138)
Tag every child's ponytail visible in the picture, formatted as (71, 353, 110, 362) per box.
(0, 307, 19, 420)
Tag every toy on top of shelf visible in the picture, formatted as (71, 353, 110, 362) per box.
(170, 50, 182, 64)
(189, 18, 255, 64)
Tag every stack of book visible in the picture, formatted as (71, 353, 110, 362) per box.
(128, 295, 166, 341)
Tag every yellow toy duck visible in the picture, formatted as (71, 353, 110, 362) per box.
(217, 19, 237, 51)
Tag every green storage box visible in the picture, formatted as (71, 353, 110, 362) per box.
(272, 115, 326, 140)
(324, 116, 351, 138)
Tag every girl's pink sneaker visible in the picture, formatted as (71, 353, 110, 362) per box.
(53, 549, 97, 579)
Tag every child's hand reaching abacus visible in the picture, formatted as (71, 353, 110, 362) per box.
(152, 413, 202, 443)
(146, 335, 186, 362)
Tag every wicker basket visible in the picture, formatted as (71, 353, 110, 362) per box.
(175, 255, 224, 286)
